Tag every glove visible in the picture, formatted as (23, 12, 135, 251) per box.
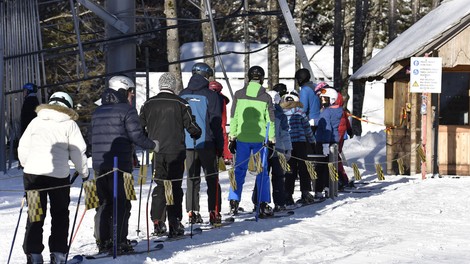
(191, 131, 202, 140)
(348, 131, 354, 139)
(82, 172, 90, 182)
(153, 140, 160, 153)
(268, 141, 275, 150)
(284, 150, 292, 161)
(267, 141, 275, 158)
(71, 171, 88, 184)
(228, 140, 237, 154)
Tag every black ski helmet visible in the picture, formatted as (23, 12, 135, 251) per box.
(248, 66, 265, 82)
(192, 62, 214, 79)
(294, 68, 311, 86)
(272, 83, 287, 97)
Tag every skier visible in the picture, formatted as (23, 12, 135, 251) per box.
(139, 72, 202, 236)
(20, 82, 40, 135)
(179, 63, 224, 225)
(280, 91, 316, 205)
(208, 80, 233, 165)
(295, 69, 320, 135)
(228, 65, 275, 217)
(264, 90, 292, 212)
(19, 91, 89, 264)
(315, 88, 345, 191)
(272, 83, 288, 97)
(321, 90, 351, 189)
(91, 75, 158, 253)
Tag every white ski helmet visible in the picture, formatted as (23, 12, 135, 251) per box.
(319, 88, 338, 105)
(282, 90, 300, 103)
(49, 91, 73, 108)
(108, 75, 135, 91)
(267, 90, 281, 105)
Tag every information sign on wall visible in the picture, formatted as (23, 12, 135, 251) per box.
(410, 57, 442, 93)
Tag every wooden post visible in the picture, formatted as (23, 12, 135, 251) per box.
(426, 93, 433, 173)
(410, 93, 418, 175)
(421, 93, 427, 180)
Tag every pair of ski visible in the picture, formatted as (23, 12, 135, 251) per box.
(152, 227, 204, 242)
(71, 241, 165, 261)
(223, 206, 296, 222)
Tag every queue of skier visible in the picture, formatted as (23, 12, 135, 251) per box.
(17, 63, 352, 263)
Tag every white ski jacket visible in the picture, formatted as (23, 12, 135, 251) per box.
(18, 104, 89, 179)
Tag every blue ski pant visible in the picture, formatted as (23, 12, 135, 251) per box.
(228, 141, 271, 203)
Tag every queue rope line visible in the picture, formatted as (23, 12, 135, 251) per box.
(3, 143, 427, 221)
(0, 141, 426, 194)
(347, 106, 408, 134)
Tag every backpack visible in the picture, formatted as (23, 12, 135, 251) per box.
(180, 94, 208, 149)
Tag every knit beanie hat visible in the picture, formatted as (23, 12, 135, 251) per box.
(159, 72, 177, 92)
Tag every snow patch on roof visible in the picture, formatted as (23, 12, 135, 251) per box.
(351, 0, 470, 80)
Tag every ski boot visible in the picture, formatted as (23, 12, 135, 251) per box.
(259, 202, 274, 218)
(188, 211, 203, 224)
(50, 252, 66, 264)
(229, 200, 239, 215)
(26, 253, 43, 264)
(209, 211, 222, 225)
(152, 220, 167, 236)
(168, 219, 185, 238)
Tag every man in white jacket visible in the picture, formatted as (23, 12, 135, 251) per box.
(18, 91, 89, 264)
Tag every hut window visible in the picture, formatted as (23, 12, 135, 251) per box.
(440, 72, 470, 125)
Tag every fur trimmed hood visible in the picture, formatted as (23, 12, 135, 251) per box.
(36, 104, 79, 121)
(280, 101, 303, 110)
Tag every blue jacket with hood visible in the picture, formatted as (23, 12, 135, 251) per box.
(179, 74, 224, 154)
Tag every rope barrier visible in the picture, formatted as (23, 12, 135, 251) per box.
(346, 106, 408, 134)
(0, 141, 425, 194)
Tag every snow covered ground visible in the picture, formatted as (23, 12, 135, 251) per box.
(2, 82, 470, 263)
(2, 130, 470, 264)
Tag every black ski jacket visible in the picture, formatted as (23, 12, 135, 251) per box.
(91, 88, 156, 172)
(140, 90, 201, 154)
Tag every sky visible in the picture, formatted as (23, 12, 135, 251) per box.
(2, 87, 470, 264)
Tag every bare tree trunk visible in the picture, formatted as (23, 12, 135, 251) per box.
(201, 0, 214, 72)
(388, 0, 397, 42)
(365, 0, 379, 61)
(411, 0, 419, 23)
(432, 0, 440, 8)
(165, 0, 182, 92)
(334, 0, 343, 92)
(341, 0, 353, 108)
(352, 0, 369, 136)
(268, 0, 279, 89)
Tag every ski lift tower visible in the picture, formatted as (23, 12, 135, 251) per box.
(77, 0, 135, 80)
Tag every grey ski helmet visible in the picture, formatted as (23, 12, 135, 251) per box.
(192, 62, 214, 79)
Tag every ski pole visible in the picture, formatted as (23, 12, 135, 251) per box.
(65, 172, 83, 264)
(255, 122, 270, 222)
(145, 158, 155, 252)
(136, 151, 146, 236)
(113, 157, 118, 259)
(190, 138, 197, 238)
(7, 194, 26, 264)
(71, 208, 87, 244)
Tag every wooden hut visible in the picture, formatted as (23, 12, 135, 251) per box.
(350, 0, 470, 176)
